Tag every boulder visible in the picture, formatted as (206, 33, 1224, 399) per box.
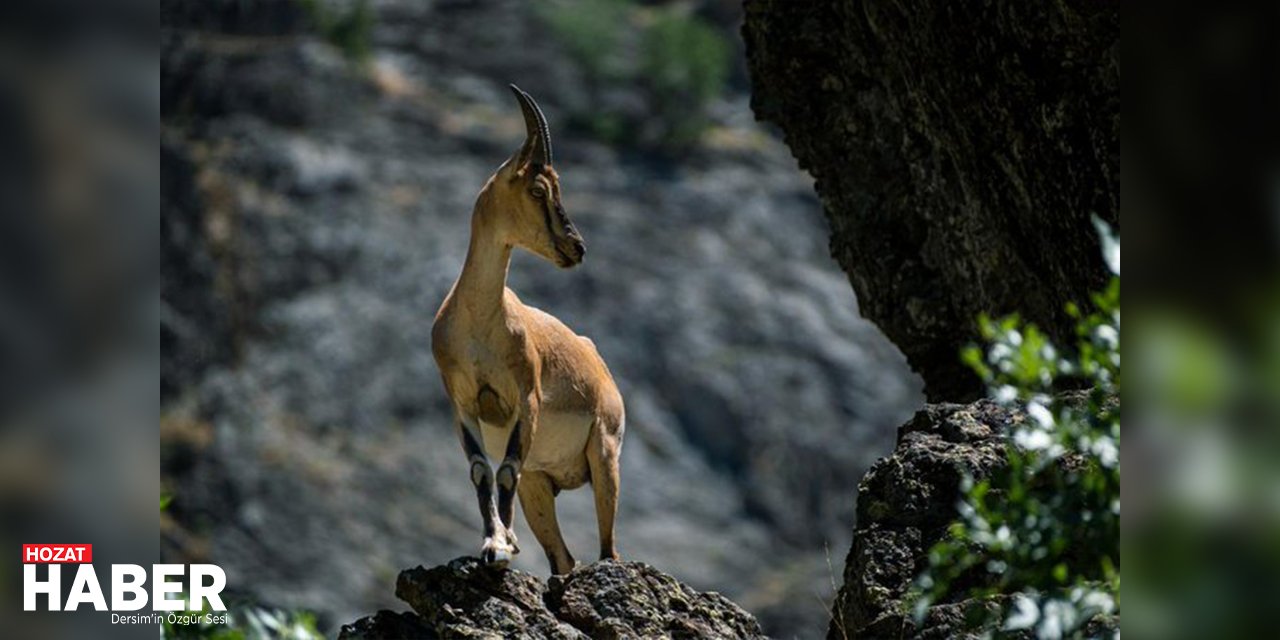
(340, 557, 767, 639)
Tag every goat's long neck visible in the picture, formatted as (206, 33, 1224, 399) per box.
(455, 201, 512, 320)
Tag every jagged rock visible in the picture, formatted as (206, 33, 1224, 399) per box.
(339, 558, 767, 639)
(391, 559, 584, 639)
(547, 561, 766, 639)
(742, 0, 1120, 401)
(828, 400, 1019, 638)
(338, 610, 434, 639)
(827, 399, 1118, 639)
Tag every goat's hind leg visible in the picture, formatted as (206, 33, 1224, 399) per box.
(586, 417, 622, 562)
(517, 470, 575, 574)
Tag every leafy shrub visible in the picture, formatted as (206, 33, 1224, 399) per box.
(160, 602, 324, 640)
(300, 0, 375, 62)
(538, 0, 628, 83)
(640, 9, 731, 146)
(159, 496, 324, 640)
(539, 0, 731, 150)
(913, 218, 1121, 638)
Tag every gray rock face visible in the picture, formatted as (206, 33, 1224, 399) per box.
(339, 558, 765, 640)
(162, 138, 235, 398)
(160, 1, 922, 636)
(742, 0, 1120, 401)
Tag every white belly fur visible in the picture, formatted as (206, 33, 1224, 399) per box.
(479, 412, 593, 469)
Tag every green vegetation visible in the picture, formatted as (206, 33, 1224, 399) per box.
(913, 219, 1121, 638)
(539, 0, 629, 82)
(160, 494, 324, 640)
(160, 602, 323, 640)
(300, 0, 375, 62)
(640, 10, 731, 146)
(538, 0, 731, 150)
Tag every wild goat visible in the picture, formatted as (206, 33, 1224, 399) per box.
(431, 86, 625, 574)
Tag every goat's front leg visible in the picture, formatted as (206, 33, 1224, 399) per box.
(458, 423, 515, 566)
(494, 390, 538, 547)
(494, 418, 525, 552)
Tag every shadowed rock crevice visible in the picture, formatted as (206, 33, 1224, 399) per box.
(340, 558, 767, 639)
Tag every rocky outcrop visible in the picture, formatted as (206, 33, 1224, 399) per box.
(828, 401, 1013, 638)
(742, 0, 1120, 401)
(827, 399, 1119, 639)
(339, 558, 767, 640)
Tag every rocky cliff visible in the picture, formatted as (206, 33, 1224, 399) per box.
(339, 558, 766, 640)
(828, 401, 1015, 638)
(742, 0, 1120, 401)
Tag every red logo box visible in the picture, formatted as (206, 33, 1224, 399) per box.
(23, 544, 92, 563)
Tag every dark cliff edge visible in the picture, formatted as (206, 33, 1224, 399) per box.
(742, 0, 1120, 401)
(339, 558, 767, 639)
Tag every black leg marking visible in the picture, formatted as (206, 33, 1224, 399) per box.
(461, 426, 486, 461)
(503, 419, 523, 461)
(496, 420, 522, 532)
(462, 428, 497, 538)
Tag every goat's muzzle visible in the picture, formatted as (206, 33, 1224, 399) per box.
(556, 232, 585, 268)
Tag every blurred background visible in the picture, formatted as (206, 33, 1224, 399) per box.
(1125, 4, 1280, 638)
(160, 0, 921, 636)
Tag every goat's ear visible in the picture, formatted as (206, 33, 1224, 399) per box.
(509, 84, 552, 169)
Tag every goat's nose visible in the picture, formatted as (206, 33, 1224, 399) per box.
(566, 228, 584, 253)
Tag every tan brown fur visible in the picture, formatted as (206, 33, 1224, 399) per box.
(430, 86, 624, 574)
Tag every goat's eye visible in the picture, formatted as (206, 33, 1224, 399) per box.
(530, 185, 546, 199)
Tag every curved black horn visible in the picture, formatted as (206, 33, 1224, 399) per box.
(509, 84, 542, 167)
(509, 85, 551, 166)
(522, 89, 553, 166)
